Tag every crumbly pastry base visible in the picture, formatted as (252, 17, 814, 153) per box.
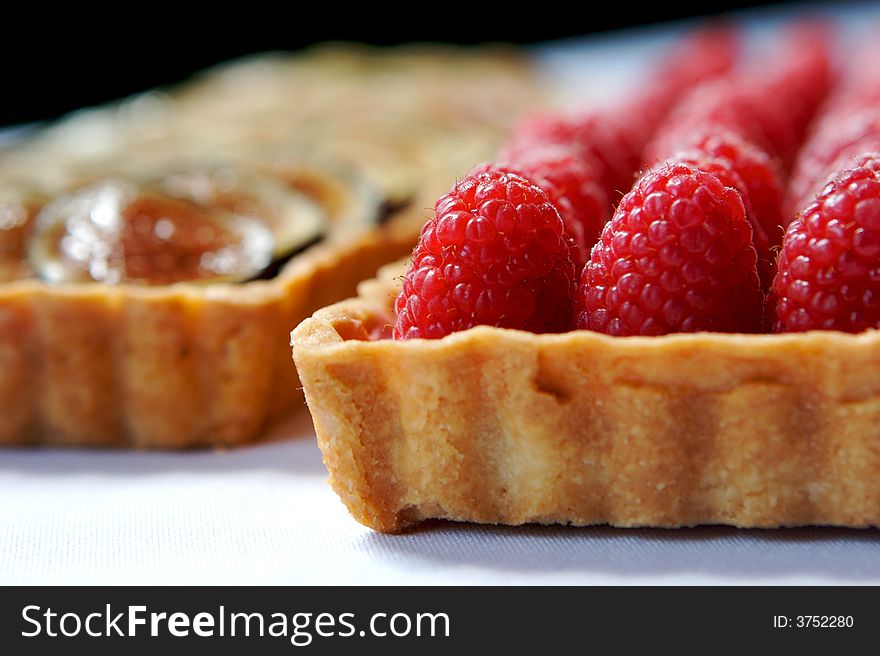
(0, 216, 419, 448)
(292, 261, 880, 532)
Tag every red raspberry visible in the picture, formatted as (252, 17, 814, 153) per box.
(479, 148, 609, 268)
(772, 154, 880, 333)
(613, 25, 739, 152)
(750, 23, 832, 170)
(632, 25, 739, 135)
(645, 79, 769, 164)
(651, 24, 739, 96)
(500, 25, 738, 208)
(740, 21, 833, 171)
(503, 111, 641, 197)
(823, 33, 880, 115)
(787, 110, 880, 214)
(668, 130, 785, 288)
(393, 170, 576, 339)
(577, 163, 763, 336)
(647, 24, 831, 172)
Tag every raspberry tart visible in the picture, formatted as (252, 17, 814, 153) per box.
(293, 22, 880, 532)
(0, 46, 539, 448)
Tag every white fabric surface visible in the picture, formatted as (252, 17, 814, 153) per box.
(3, 2, 880, 586)
(2, 412, 880, 585)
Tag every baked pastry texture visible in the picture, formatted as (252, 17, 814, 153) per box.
(292, 261, 880, 532)
(0, 46, 539, 447)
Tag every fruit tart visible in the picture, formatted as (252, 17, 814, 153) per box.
(293, 22, 880, 532)
(0, 46, 539, 448)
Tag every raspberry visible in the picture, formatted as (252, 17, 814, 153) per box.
(823, 33, 880, 115)
(668, 130, 785, 287)
(500, 25, 738, 211)
(615, 25, 740, 153)
(756, 24, 831, 152)
(783, 24, 875, 214)
(772, 154, 880, 333)
(647, 23, 831, 171)
(479, 148, 609, 268)
(650, 24, 739, 97)
(502, 111, 641, 197)
(787, 110, 880, 214)
(751, 24, 832, 169)
(645, 79, 769, 164)
(577, 163, 763, 336)
(393, 170, 576, 339)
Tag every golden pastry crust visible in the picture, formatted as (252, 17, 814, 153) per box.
(292, 261, 880, 532)
(0, 46, 540, 448)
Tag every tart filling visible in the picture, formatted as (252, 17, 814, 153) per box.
(158, 166, 326, 259)
(11, 158, 388, 286)
(30, 180, 275, 285)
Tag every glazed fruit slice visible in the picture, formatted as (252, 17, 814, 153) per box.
(157, 165, 326, 259)
(249, 155, 386, 235)
(277, 139, 419, 213)
(21, 155, 393, 286)
(28, 179, 275, 285)
(7, 152, 388, 286)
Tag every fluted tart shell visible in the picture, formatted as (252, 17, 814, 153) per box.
(292, 261, 880, 532)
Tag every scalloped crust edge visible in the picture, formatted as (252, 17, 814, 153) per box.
(292, 261, 880, 532)
(0, 210, 420, 448)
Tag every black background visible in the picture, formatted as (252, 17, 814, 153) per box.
(0, 1, 816, 127)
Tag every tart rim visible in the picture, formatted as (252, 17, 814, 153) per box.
(294, 258, 880, 354)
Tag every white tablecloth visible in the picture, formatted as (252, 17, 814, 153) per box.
(2, 1, 879, 586)
(3, 411, 879, 585)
